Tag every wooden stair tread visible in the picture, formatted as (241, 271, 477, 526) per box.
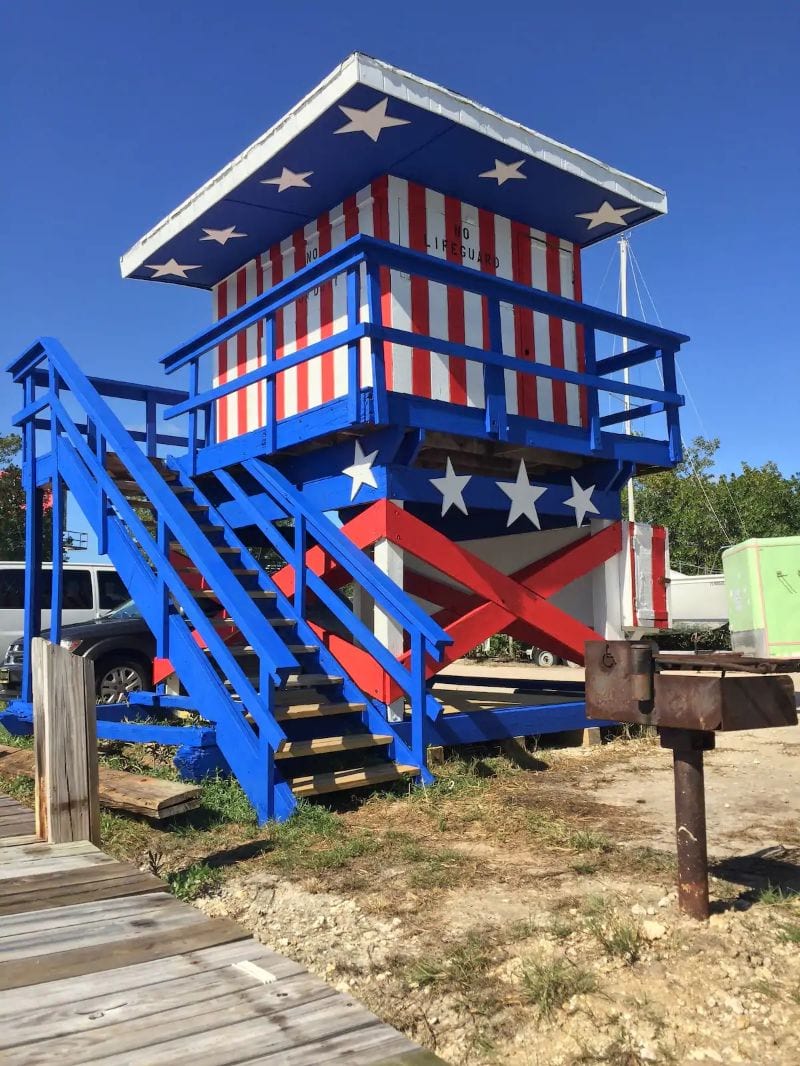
(275, 734, 393, 759)
(285, 673, 342, 687)
(289, 763, 418, 797)
(275, 701, 365, 720)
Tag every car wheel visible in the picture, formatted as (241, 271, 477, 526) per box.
(535, 650, 557, 668)
(95, 658, 149, 704)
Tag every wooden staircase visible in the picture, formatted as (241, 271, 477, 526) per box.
(105, 454, 423, 806)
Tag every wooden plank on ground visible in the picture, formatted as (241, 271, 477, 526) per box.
(0, 861, 165, 914)
(0, 745, 201, 820)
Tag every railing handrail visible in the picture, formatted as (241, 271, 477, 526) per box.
(11, 338, 299, 734)
(243, 457, 451, 658)
(154, 233, 687, 386)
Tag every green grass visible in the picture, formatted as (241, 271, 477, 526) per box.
(167, 862, 223, 901)
(521, 956, 596, 1017)
(266, 800, 380, 873)
(756, 882, 799, 906)
(778, 921, 800, 943)
(384, 832, 465, 889)
(588, 915, 642, 964)
(526, 810, 612, 853)
(0, 723, 33, 750)
(407, 932, 494, 994)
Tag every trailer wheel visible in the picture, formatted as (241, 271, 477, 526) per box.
(535, 650, 557, 668)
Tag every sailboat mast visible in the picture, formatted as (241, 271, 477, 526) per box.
(619, 233, 635, 523)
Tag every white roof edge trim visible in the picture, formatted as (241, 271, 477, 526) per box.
(120, 51, 667, 279)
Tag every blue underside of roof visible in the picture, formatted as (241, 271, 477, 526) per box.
(127, 80, 662, 291)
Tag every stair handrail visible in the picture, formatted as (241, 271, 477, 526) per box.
(243, 458, 451, 660)
(10, 337, 298, 745)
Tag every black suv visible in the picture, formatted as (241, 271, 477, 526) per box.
(0, 600, 155, 703)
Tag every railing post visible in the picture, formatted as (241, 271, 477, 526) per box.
(661, 348, 682, 463)
(410, 629, 428, 772)
(145, 394, 157, 458)
(484, 297, 508, 439)
(157, 516, 169, 660)
(584, 327, 603, 451)
(264, 315, 277, 453)
(32, 638, 100, 845)
(346, 265, 362, 425)
(48, 366, 64, 645)
(96, 434, 108, 556)
(188, 360, 199, 475)
(294, 512, 307, 619)
(365, 258, 388, 423)
(21, 373, 43, 707)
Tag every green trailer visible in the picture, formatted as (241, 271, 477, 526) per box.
(722, 537, 800, 658)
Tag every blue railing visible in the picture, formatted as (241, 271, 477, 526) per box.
(159, 233, 688, 465)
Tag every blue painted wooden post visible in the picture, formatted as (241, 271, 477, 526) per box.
(294, 512, 307, 619)
(484, 297, 507, 439)
(365, 259, 388, 423)
(145, 395, 157, 458)
(188, 360, 199, 475)
(21, 373, 42, 705)
(157, 516, 169, 659)
(346, 266, 362, 425)
(661, 348, 682, 463)
(265, 315, 277, 453)
(96, 434, 108, 556)
(584, 328, 602, 451)
(410, 629, 428, 771)
(48, 366, 63, 645)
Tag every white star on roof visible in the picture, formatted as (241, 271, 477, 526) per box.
(430, 458, 471, 517)
(260, 167, 313, 192)
(479, 159, 527, 186)
(576, 201, 639, 230)
(564, 477, 600, 526)
(496, 461, 547, 528)
(145, 258, 201, 279)
(200, 226, 247, 245)
(343, 441, 379, 501)
(334, 97, 410, 142)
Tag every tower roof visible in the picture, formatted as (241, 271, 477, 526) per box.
(121, 53, 667, 290)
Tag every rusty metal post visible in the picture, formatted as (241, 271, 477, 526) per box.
(660, 728, 714, 921)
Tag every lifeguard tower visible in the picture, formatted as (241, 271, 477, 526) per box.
(6, 55, 687, 820)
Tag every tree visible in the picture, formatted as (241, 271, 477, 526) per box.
(0, 433, 54, 561)
(633, 437, 800, 574)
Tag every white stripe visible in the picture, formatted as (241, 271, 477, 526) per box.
(559, 242, 581, 426)
(279, 236, 298, 418)
(304, 219, 323, 411)
(493, 215, 517, 415)
(357, 189, 374, 388)
(531, 235, 554, 422)
(425, 188, 450, 403)
(226, 274, 238, 436)
(388, 176, 413, 396)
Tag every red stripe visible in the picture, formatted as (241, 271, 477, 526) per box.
(293, 231, 308, 413)
(270, 245, 285, 420)
(255, 256, 264, 430)
(628, 522, 638, 627)
(443, 195, 466, 405)
(511, 221, 537, 419)
(408, 182, 430, 399)
(478, 208, 496, 362)
(572, 245, 588, 428)
(545, 235, 568, 423)
(216, 282, 228, 442)
(651, 526, 668, 628)
(235, 268, 247, 437)
(372, 176, 393, 393)
(318, 211, 334, 403)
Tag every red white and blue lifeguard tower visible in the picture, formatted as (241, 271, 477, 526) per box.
(6, 55, 686, 820)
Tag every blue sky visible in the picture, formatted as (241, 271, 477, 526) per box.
(2, 1, 798, 555)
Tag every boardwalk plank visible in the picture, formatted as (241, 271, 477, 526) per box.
(0, 833, 39, 847)
(0, 863, 165, 914)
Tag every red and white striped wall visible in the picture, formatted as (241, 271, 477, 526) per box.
(212, 175, 587, 442)
(623, 522, 670, 630)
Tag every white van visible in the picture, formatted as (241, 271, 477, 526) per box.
(0, 563, 129, 661)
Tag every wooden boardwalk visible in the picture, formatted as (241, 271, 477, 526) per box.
(0, 793, 440, 1065)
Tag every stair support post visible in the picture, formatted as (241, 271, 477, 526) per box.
(48, 364, 63, 646)
(410, 629, 428, 773)
(21, 373, 43, 706)
(157, 515, 170, 659)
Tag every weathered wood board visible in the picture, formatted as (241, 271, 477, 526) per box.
(0, 789, 443, 1065)
(0, 744, 201, 819)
